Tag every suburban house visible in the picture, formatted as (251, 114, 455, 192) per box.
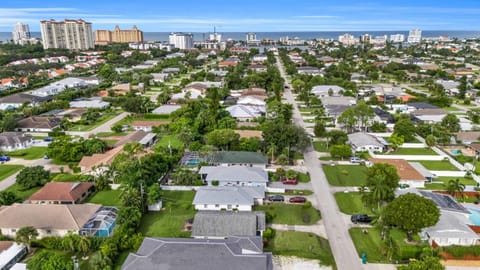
(191, 211, 265, 238)
(16, 116, 62, 132)
(0, 241, 27, 270)
(79, 146, 125, 173)
(321, 96, 357, 106)
(69, 98, 110, 109)
(0, 93, 51, 110)
(406, 102, 440, 112)
(311, 85, 345, 97)
(297, 66, 323, 76)
(132, 121, 168, 132)
(414, 191, 480, 246)
(348, 132, 389, 153)
(241, 87, 268, 101)
(122, 236, 273, 270)
(369, 158, 427, 188)
(411, 109, 448, 123)
(27, 182, 95, 204)
(151, 104, 182, 115)
(0, 204, 102, 238)
(199, 166, 268, 187)
(192, 186, 265, 211)
(29, 77, 96, 97)
(252, 54, 268, 62)
(207, 151, 268, 168)
(249, 64, 267, 72)
(226, 104, 265, 121)
(0, 132, 34, 152)
(457, 131, 480, 145)
(237, 96, 266, 107)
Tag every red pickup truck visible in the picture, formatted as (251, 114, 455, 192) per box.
(282, 178, 298, 185)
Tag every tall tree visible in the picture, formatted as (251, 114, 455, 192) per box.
(394, 118, 416, 142)
(16, 166, 50, 190)
(446, 178, 465, 198)
(384, 193, 440, 241)
(16, 226, 39, 252)
(441, 114, 460, 133)
(363, 163, 400, 208)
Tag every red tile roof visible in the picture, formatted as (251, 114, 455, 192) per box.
(28, 182, 94, 202)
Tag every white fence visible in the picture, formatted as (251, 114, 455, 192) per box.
(266, 187, 286, 193)
(430, 171, 467, 177)
(369, 153, 445, 161)
(399, 143, 427, 148)
(161, 185, 200, 191)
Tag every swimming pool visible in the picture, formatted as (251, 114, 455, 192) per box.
(450, 149, 461, 156)
(468, 207, 480, 226)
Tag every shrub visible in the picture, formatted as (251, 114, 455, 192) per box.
(443, 245, 480, 258)
(211, 180, 219, 186)
(341, 169, 349, 175)
(263, 228, 275, 240)
(303, 201, 312, 209)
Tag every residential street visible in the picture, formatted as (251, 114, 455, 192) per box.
(66, 111, 130, 138)
(275, 56, 364, 270)
(0, 158, 52, 191)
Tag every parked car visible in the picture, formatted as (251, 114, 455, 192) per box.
(268, 195, 285, 202)
(351, 214, 372, 224)
(282, 178, 298, 185)
(350, 157, 364, 163)
(43, 137, 53, 142)
(0, 155, 10, 162)
(289, 197, 307, 203)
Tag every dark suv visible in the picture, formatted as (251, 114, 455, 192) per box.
(351, 214, 372, 224)
(268, 195, 285, 202)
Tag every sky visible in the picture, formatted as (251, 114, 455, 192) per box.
(1, 0, 480, 32)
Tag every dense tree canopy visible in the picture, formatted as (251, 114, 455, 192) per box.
(363, 163, 400, 208)
(16, 166, 50, 190)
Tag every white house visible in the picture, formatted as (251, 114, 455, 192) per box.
(311, 85, 345, 97)
(192, 186, 265, 212)
(0, 132, 34, 152)
(226, 105, 264, 121)
(199, 166, 268, 187)
(423, 211, 480, 247)
(347, 132, 389, 153)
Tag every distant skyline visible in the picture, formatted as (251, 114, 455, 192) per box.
(0, 0, 480, 32)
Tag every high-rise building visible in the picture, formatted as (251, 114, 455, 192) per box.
(390, 34, 405, 43)
(40, 19, 94, 50)
(94, 25, 143, 45)
(209, 26, 222, 42)
(338, 33, 358, 46)
(169, 33, 194, 49)
(407, 29, 422, 43)
(371, 35, 388, 45)
(360, 34, 371, 44)
(12, 22, 31, 45)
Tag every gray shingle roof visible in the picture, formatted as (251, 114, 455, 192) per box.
(192, 211, 265, 237)
(0, 132, 32, 148)
(348, 132, 388, 148)
(424, 211, 479, 240)
(122, 236, 273, 270)
(199, 166, 268, 183)
(192, 186, 265, 206)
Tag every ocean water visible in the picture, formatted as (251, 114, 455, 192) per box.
(1, 30, 480, 43)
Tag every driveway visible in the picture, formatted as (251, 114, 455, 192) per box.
(66, 112, 130, 138)
(276, 55, 364, 270)
(0, 158, 55, 191)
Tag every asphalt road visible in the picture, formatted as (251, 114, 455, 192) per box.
(275, 56, 364, 270)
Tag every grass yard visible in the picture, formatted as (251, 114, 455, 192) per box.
(86, 190, 122, 206)
(255, 204, 321, 225)
(349, 228, 427, 263)
(265, 231, 336, 267)
(156, 135, 184, 149)
(413, 160, 459, 171)
(293, 151, 304, 160)
(139, 191, 195, 237)
(424, 176, 478, 190)
(0, 165, 23, 181)
(4, 184, 41, 201)
(323, 165, 367, 186)
(298, 172, 310, 183)
(8, 147, 47, 160)
(313, 141, 329, 152)
(334, 192, 373, 215)
(104, 140, 118, 147)
(389, 148, 437, 155)
(69, 113, 119, 132)
(95, 132, 127, 138)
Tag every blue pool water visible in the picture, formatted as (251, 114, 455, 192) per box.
(450, 149, 460, 155)
(468, 207, 480, 226)
(187, 159, 200, 166)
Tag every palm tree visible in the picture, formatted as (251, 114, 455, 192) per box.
(15, 226, 38, 253)
(120, 187, 143, 209)
(447, 178, 465, 198)
(78, 236, 91, 258)
(365, 176, 391, 209)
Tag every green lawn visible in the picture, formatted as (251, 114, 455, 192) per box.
(298, 172, 310, 183)
(104, 140, 118, 147)
(139, 191, 195, 237)
(8, 147, 47, 160)
(86, 190, 122, 206)
(389, 148, 437, 155)
(349, 228, 427, 263)
(4, 184, 41, 201)
(255, 204, 321, 225)
(95, 132, 127, 138)
(413, 160, 459, 171)
(293, 151, 304, 160)
(323, 165, 367, 186)
(265, 231, 336, 267)
(68, 113, 119, 132)
(156, 135, 184, 149)
(424, 176, 477, 190)
(334, 192, 373, 215)
(0, 165, 24, 181)
(313, 141, 328, 152)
